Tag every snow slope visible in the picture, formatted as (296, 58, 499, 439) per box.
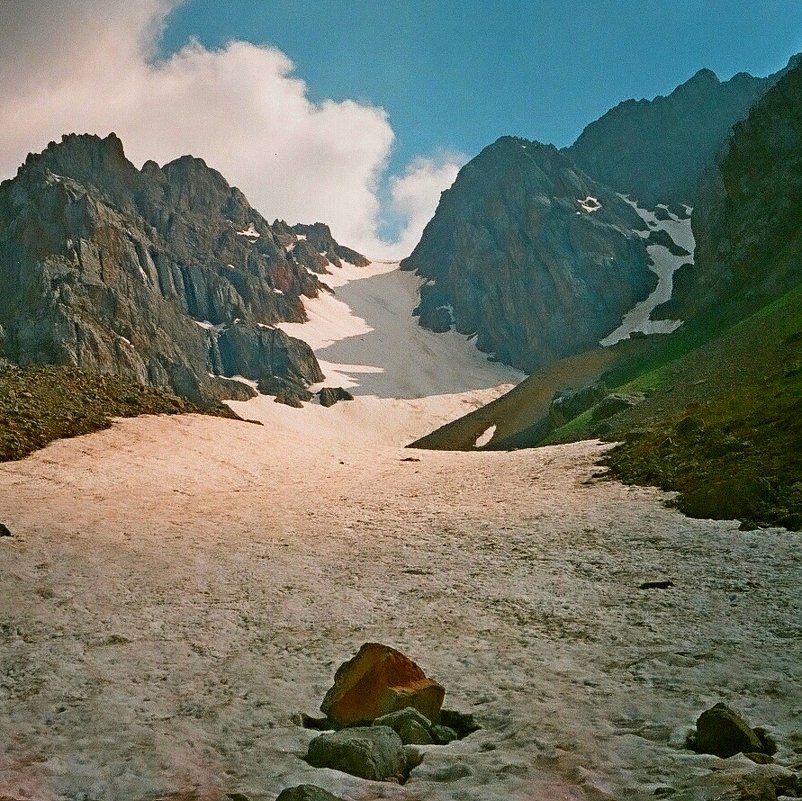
(601, 200, 694, 346)
(0, 263, 800, 801)
(234, 261, 523, 449)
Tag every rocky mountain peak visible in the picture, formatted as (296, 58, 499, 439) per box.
(18, 132, 132, 187)
(0, 132, 367, 407)
(401, 140, 652, 372)
(685, 67, 720, 86)
(565, 61, 785, 206)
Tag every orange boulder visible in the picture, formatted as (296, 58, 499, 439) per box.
(321, 643, 445, 727)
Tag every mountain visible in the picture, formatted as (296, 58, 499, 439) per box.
(0, 133, 367, 406)
(411, 58, 802, 529)
(400, 137, 652, 373)
(664, 56, 802, 320)
(565, 61, 795, 207)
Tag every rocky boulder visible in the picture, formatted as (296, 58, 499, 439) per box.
(305, 726, 407, 782)
(692, 703, 767, 758)
(320, 643, 445, 727)
(591, 392, 645, 421)
(373, 707, 435, 745)
(317, 387, 354, 408)
(548, 382, 608, 428)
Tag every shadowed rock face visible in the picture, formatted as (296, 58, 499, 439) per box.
(400, 137, 652, 373)
(565, 62, 793, 207)
(667, 56, 802, 319)
(0, 133, 361, 404)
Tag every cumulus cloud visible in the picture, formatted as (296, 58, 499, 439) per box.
(384, 153, 463, 259)
(0, 1, 462, 257)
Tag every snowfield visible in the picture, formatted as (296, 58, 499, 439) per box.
(0, 263, 800, 801)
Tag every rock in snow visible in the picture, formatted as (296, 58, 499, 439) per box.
(320, 642, 445, 727)
(275, 785, 344, 801)
(305, 725, 407, 782)
(373, 706, 436, 745)
(692, 702, 767, 758)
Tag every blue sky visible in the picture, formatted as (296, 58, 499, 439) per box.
(161, 0, 802, 175)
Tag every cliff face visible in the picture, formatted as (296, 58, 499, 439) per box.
(664, 57, 802, 319)
(400, 137, 652, 373)
(0, 133, 366, 404)
(565, 65, 786, 207)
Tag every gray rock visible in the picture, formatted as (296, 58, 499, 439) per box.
(398, 719, 434, 746)
(275, 786, 344, 801)
(0, 523, 11, 537)
(317, 387, 354, 408)
(549, 382, 608, 428)
(373, 706, 433, 734)
(305, 725, 407, 782)
(591, 392, 645, 421)
(693, 703, 765, 758)
(431, 724, 459, 745)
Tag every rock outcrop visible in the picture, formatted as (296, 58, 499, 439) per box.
(566, 59, 798, 207)
(320, 642, 445, 727)
(275, 786, 344, 801)
(401, 137, 652, 373)
(665, 56, 802, 320)
(0, 133, 365, 405)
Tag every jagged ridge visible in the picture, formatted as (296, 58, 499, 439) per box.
(565, 58, 798, 206)
(0, 133, 367, 405)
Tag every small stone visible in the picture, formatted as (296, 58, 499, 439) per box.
(374, 706, 433, 733)
(275, 786, 344, 801)
(639, 580, 674, 590)
(431, 724, 459, 745)
(0, 523, 12, 537)
(398, 719, 434, 745)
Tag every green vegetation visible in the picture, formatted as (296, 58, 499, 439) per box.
(0, 363, 239, 462)
(544, 284, 802, 530)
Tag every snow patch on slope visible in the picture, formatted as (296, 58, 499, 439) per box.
(600, 197, 693, 346)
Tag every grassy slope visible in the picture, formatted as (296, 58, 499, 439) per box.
(548, 284, 802, 529)
(0, 363, 240, 462)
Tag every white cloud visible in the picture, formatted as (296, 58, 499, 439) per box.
(0, 1, 462, 259)
(384, 153, 463, 259)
